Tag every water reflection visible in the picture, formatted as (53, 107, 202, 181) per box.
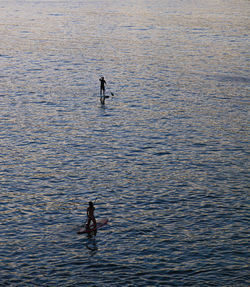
(85, 232, 98, 253)
(0, 0, 249, 286)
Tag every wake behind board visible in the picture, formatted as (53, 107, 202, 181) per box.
(77, 218, 108, 234)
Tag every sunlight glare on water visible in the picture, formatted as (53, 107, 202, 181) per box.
(0, 0, 249, 286)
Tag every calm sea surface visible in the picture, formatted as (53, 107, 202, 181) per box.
(0, 0, 249, 286)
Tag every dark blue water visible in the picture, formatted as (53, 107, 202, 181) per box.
(0, 0, 249, 286)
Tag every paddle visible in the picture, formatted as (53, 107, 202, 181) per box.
(106, 85, 115, 96)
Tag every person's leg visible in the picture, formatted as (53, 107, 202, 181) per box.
(86, 218, 91, 229)
(92, 217, 97, 228)
(100, 88, 105, 104)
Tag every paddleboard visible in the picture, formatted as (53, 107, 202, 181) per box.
(77, 218, 108, 234)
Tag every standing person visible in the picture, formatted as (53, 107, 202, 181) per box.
(99, 76, 106, 104)
(86, 201, 96, 230)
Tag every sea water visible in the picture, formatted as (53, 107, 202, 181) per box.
(0, 0, 249, 286)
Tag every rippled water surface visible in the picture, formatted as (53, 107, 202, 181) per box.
(0, 0, 249, 286)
